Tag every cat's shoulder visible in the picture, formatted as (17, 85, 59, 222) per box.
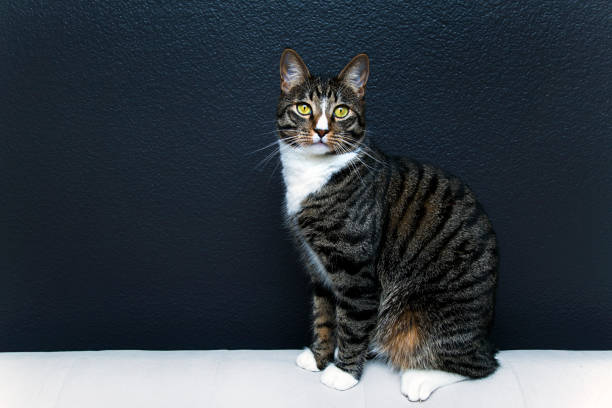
(379, 151, 458, 179)
(376, 150, 477, 197)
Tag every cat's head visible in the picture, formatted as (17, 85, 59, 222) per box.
(276, 49, 369, 155)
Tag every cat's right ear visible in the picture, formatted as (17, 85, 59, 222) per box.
(338, 53, 369, 98)
(280, 49, 309, 93)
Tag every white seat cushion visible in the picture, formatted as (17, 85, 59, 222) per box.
(1, 349, 611, 407)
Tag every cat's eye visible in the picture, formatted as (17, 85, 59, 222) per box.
(296, 103, 312, 116)
(333, 105, 349, 118)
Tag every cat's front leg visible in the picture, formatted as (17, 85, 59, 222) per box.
(320, 283, 379, 391)
(296, 281, 336, 371)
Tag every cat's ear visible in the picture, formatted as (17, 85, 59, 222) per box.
(280, 49, 310, 93)
(338, 54, 369, 97)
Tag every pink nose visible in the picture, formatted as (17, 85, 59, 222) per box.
(315, 129, 328, 137)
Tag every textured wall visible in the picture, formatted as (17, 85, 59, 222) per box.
(1, 1, 611, 351)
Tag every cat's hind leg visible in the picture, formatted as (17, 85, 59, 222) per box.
(374, 307, 475, 401)
(397, 334, 497, 400)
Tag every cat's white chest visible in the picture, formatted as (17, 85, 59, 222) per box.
(279, 141, 358, 215)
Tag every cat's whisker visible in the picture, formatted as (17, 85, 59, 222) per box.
(332, 140, 366, 186)
(247, 128, 305, 157)
(336, 137, 377, 167)
(249, 128, 292, 137)
(267, 158, 282, 184)
(245, 139, 281, 156)
(338, 134, 387, 167)
(254, 146, 282, 170)
(249, 128, 301, 138)
(250, 130, 282, 137)
(249, 134, 304, 157)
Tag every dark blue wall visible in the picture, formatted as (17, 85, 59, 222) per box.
(1, 1, 611, 351)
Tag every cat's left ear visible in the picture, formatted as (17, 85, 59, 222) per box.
(338, 54, 369, 98)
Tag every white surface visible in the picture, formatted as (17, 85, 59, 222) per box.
(1, 349, 611, 407)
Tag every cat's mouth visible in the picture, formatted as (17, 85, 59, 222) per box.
(305, 141, 332, 155)
(304, 132, 333, 153)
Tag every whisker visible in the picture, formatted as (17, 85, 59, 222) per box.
(245, 139, 281, 156)
(252, 131, 308, 171)
(336, 133, 387, 167)
(268, 159, 281, 184)
(249, 127, 301, 138)
(332, 140, 366, 186)
(254, 146, 281, 170)
(335, 138, 379, 174)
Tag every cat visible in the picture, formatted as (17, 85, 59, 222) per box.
(276, 49, 498, 401)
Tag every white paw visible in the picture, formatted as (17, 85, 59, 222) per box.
(320, 364, 358, 391)
(400, 369, 466, 402)
(296, 348, 320, 372)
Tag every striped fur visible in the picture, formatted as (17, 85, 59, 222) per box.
(277, 50, 498, 383)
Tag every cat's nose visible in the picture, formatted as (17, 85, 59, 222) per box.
(315, 128, 328, 137)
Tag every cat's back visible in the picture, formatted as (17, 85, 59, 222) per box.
(382, 153, 494, 238)
(376, 152, 498, 287)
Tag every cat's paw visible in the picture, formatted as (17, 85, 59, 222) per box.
(320, 364, 358, 391)
(400, 369, 466, 402)
(296, 348, 320, 372)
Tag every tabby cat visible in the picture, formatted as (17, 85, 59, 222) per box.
(275, 49, 498, 401)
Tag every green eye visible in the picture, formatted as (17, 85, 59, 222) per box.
(334, 106, 349, 118)
(296, 103, 312, 115)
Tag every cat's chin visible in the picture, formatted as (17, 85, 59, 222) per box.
(302, 143, 332, 155)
